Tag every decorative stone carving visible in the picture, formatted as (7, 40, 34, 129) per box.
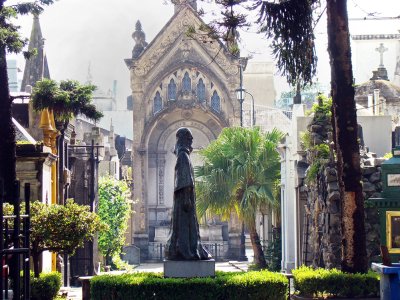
(158, 157, 166, 205)
(181, 109, 193, 119)
(133, 9, 237, 78)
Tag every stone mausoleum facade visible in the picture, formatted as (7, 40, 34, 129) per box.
(125, 1, 245, 260)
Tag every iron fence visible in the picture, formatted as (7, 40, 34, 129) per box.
(0, 180, 31, 299)
(148, 242, 225, 262)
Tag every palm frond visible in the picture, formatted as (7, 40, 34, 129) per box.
(195, 127, 283, 224)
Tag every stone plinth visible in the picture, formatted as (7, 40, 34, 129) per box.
(164, 259, 215, 278)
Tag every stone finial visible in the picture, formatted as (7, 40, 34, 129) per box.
(172, 0, 197, 13)
(131, 20, 148, 59)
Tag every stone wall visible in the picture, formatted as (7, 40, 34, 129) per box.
(361, 151, 385, 263)
(303, 108, 341, 269)
(302, 100, 383, 269)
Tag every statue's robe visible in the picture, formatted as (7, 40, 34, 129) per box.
(165, 147, 210, 260)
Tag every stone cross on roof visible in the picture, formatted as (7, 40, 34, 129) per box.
(376, 43, 388, 67)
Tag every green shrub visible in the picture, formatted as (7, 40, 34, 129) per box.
(292, 266, 379, 298)
(31, 271, 62, 300)
(91, 270, 288, 300)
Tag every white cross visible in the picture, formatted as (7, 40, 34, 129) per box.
(376, 43, 388, 67)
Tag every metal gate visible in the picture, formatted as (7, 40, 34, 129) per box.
(0, 180, 31, 299)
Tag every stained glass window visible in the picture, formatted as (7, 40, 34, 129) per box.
(211, 91, 220, 112)
(182, 72, 191, 93)
(168, 79, 177, 101)
(197, 79, 205, 102)
(154, 92, 162, 113)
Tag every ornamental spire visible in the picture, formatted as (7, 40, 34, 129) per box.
(131, 20, 148, 59)
(21, 14, 50, 91)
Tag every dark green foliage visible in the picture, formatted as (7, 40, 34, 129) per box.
(29, 200, 103, 256)
(292, 266, 379, 298)
(91, 271, 288, 300)
(28, 200, 104, 277)
(311, 94, 332, 119)
(302, 94, 333, 183)
(264, 228, 281, 272)
(252, 0, 318, 86)
(30, 271, 62, 300)
(32, 78, 103, 122)
(1, 1, 55, 55)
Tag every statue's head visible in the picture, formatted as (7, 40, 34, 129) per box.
(175, 127, 193, 153)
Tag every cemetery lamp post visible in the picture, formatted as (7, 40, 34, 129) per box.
(236, 88, 255, 127)
(235, 82, 249, 261)
(236, 87, 245, 127)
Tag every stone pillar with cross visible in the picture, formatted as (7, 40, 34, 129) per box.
(370, 43, 389, 81)
(376, 43, 388, 68)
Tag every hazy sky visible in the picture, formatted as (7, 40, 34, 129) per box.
(6, 0, 400, 102)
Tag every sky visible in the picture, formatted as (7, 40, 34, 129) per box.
(6, 0, 400, 103)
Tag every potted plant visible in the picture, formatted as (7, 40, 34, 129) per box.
(31, 78, 103, 130)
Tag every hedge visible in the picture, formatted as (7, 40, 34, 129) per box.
(91, 270, 288, 300)
(31, 271, 62, 300)
(292, 266, 379, 298)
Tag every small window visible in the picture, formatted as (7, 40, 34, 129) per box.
(211, 91, 220, 112)
(196, 79, 206, 102)
(168, 79, 177, 101)
(182, 72, 191, 93)
(153, 92, 162, 114)
(386, 211, 400, 253)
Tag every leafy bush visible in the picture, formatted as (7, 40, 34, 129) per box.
(311, 94, 332, 118)
(264, 228, 282, 272)
(98, 176, 131, 268)
(31, 272, 62, 300)
(91, 270, 288, 300)
(292, 266, 379, 298)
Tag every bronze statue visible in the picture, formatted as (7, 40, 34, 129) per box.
(165, 128, 211, 260)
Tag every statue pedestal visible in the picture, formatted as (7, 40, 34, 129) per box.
(163, 259, 215, 278)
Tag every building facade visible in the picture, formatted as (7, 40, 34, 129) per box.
(126, 1, 245, 260)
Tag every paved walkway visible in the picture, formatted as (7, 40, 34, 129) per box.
(60, 260, 251, 300)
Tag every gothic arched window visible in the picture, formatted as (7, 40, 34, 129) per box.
(168, 79, 177, 101)
(196, 79, 206, 102)
(182, 72, 191, 93)
(211, 91, 220, 112)
(153, 92, 162, 114)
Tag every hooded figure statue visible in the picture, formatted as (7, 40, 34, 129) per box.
(165, 127, 211, 260)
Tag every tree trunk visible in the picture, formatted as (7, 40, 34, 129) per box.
(0, 8, 17, 202)
(326, 0, 367, 273)
(32, 252, 41, 278)
(105, 252, 112, 267)
(247, 217, 267, 269)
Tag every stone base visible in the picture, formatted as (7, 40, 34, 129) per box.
(163, 259, 215, 278)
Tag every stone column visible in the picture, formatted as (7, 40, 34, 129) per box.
(278, 136, 297, 272)
(132, 148, 149, 260)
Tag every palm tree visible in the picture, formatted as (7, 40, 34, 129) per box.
(195, 127, 283, 269)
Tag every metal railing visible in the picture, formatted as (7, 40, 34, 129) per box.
(148, 242, 225, 262)
(1, 180, 31, 300)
